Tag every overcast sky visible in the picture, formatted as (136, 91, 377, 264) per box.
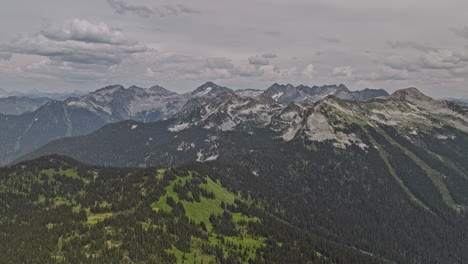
(1, 0, 467, 98)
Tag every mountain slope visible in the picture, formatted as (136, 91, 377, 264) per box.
(17, 88, 468, 263)
(0, 155, 384, 264)
(0, 96, 52, 115)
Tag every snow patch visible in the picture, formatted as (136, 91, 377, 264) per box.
(194, 87, 212, 97)
(272, 92, 284, 101)
(177, 142, 195, 151)
(204, 154, 218, 161)
(168, 123, 190, 132)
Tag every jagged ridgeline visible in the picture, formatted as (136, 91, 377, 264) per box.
(0, 155, 383, 264)
(0, 82, 386, 165)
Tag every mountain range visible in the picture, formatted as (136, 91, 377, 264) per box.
(11, 86, 468, 263)
(0, 88, 85, 100)
(20, 87, 468, 167)
(0, 82, 386, 165)
(451, 99, 468, 106)
(0, 96, 52, 115)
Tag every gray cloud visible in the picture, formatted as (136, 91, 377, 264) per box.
(40, 19, 133, 45)
(1, 19, 150, 66)
(0, 52, 11, 60)
(264, 31, 281, 36)
(383, 56, 421, 72)
(175, 4, 201, 15)
(262, 53, 277, 59)
(204, 57, 234, 69)
(387, 40, 436, 52)
(418, 50, 465, 70)
(384, 48, 468, 72)
(451, 26, 468, 39)
(362, 67, 410, 81)
(322, 37, 342, 44)
(107, 0, 153, 17)
(230, 65, 264, 77)
(107, 0, 200, 18)
(248, 56, 270, 65)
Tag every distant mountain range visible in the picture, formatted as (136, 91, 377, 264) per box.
(0, 88, 85, 100)
(449, 98, 468, 106)
(0, 82, 387, 164)
(14, 86, 468, 263)
(0, 96, 52, 115)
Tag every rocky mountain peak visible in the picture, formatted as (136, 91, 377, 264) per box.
(91, 84, 125, 96)
(391, 87, 432, 102)
(191, 82, 234, 98)
(149, 85, 176, 96)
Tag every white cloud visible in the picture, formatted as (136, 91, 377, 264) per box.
(302, 64, 316, 78)
(331, 66, 353, 77)
(248, 56, 270, 65)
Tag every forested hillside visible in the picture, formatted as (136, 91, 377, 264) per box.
(0, 155, 384, 264)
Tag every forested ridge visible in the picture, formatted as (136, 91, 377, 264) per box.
(0, 155, 385, 264)
(10, 123, 468, 263)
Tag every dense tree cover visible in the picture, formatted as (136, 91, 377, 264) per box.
(0, 155, 384, 264)
(182, 125, 468, 264)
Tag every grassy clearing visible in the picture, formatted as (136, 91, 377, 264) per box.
(41, 168, 90, 184)
(182, 177, 239, 230)
(152, 171, 269, 263)
(168, 244, 214, 264)
(85, 209, 115, 225)
(232, 212, 260, 223)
